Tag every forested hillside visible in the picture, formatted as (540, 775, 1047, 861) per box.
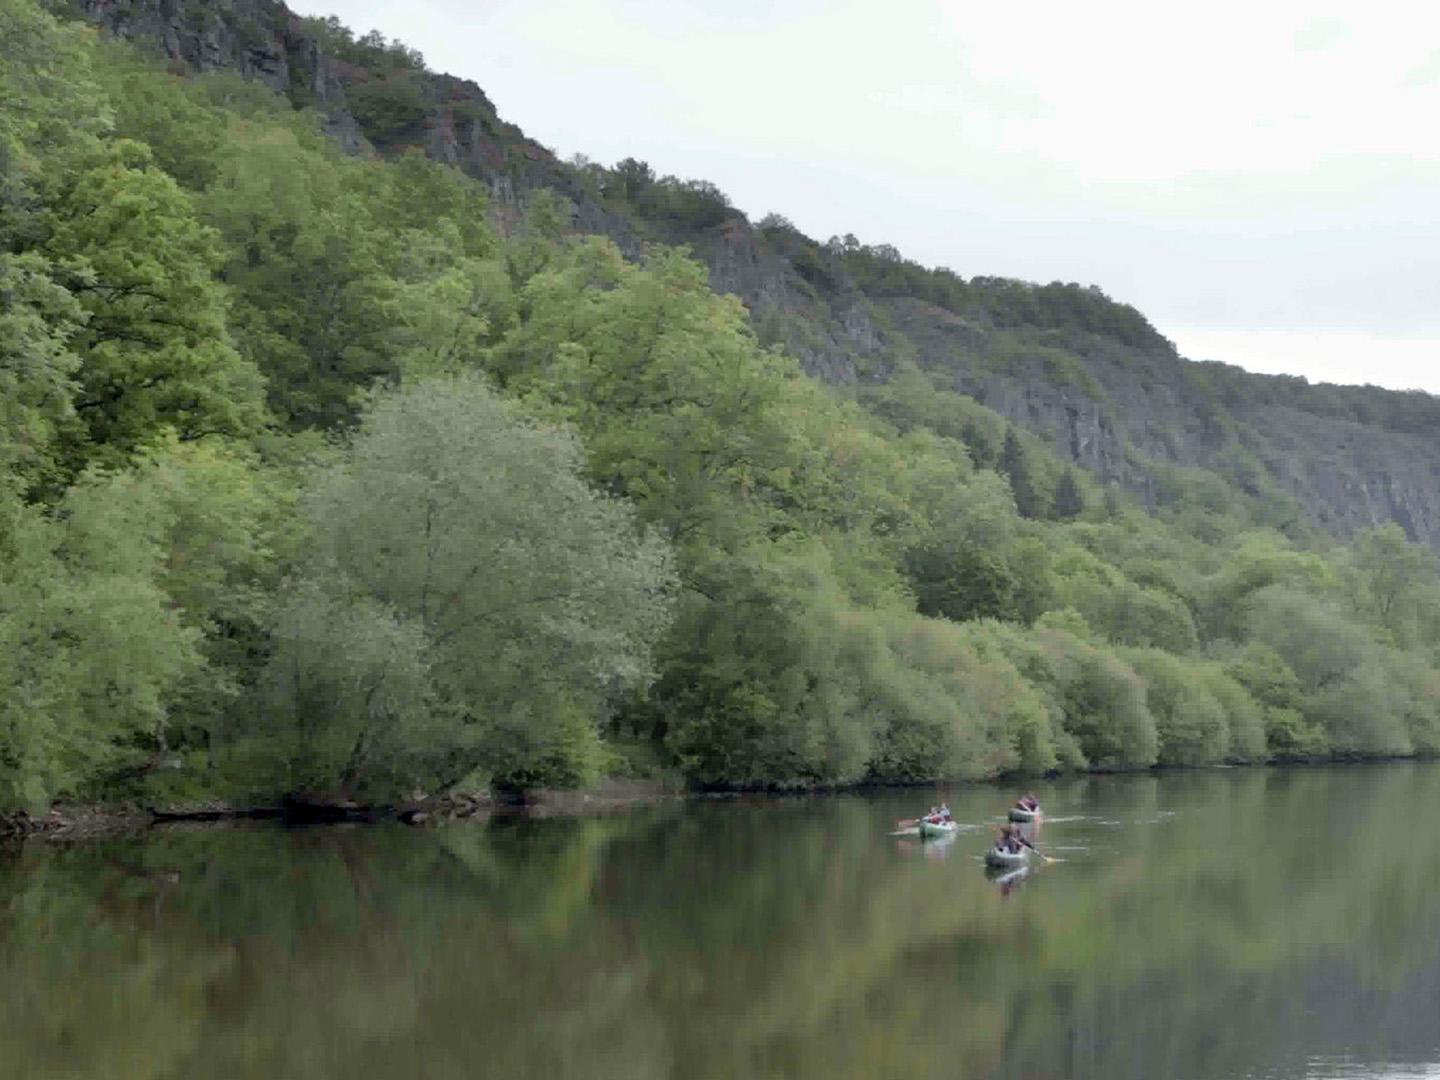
(72, 0, 1440, 549)
(5, 0, 1440, 816)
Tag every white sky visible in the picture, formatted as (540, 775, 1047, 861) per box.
(291, 0, 1440, 393)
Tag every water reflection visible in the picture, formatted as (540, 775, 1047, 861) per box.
(2, 765, 1440, 1079)
(986, 863, 1031, 898)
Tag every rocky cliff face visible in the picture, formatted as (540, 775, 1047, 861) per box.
(74, 0, 1440, 547)
(76, 0, 365, 151)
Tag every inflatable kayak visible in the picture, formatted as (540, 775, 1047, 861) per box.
(918, 819, 958, 839)
(1007, 806, 1041, 823)
(984, 845, 1029, 869)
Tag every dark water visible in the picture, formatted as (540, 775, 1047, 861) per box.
(5, 765, 1440, 1080)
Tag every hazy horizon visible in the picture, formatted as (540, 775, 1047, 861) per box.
(289, 0, 1440, 394)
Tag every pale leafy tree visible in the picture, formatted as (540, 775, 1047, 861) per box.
(266, 580, 435, 796)
(1347, 524, 1439, 645)
(1242, 585, 1410, 754)
(1244, 586, 1371, 695)
(265, 376, 675, 796)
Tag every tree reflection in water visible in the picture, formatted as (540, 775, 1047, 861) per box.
(3, 765, 1440, 1079)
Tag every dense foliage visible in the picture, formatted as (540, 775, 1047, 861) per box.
(4, 0, 1440, 811)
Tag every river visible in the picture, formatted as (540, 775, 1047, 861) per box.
(3, 764, 1440, 1079)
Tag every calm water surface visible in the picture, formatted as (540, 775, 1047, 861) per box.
(4, 765, 1440, 1079)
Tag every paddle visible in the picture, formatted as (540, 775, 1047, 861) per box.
(1022, 840, 1053, 863)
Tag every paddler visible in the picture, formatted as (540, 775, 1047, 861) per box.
(995, 822, 1036, 855)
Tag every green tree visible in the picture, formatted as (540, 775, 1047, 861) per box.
(347, 71, 429, 146)
(497, 241, 809, 547)
(264, 375, 675, 796)
(42, 140, 266, 468)
(94, 41, 228, 191)
(1196, 532, 1332, 641)
(1123, 649, 1229, 765)
(1242, 586, 1410, 754)
(0, 480, 203, 809)
(89, 440, 303, 758)
(1000, 427, 1040, 519)
(655, 542, 881, 787)
(1224, 641, 1324, 757)
(202, 125, 402, 429)
(0, 252, 83, 493)
(1052, 467, 1084, 519)
(981, 621, 1154, 768)
(1348, 524, 1438, 644)
(903, 539, 1018, 623)
(0, 0, 110, 240)
(1243, 586, 1369, 697)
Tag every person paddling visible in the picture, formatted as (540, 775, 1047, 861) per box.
(995, 823, 1036, 855)
(897, 802, 954, 832)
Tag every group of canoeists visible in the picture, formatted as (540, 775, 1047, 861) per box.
(897, 793, 1050, 868)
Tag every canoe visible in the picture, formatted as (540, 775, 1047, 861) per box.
(918, 819, 958, 839)
(1007, 806, 1041, 823)
(984, 845, 1029, 869)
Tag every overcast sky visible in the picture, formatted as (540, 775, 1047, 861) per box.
(292, 0, 1440, 393)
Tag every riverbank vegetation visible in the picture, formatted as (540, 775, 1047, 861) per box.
(4, 0, 1440, 812)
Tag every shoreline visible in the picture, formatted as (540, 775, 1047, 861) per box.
(0, 776, 688, 842)
(3, 755, 1433, 843)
